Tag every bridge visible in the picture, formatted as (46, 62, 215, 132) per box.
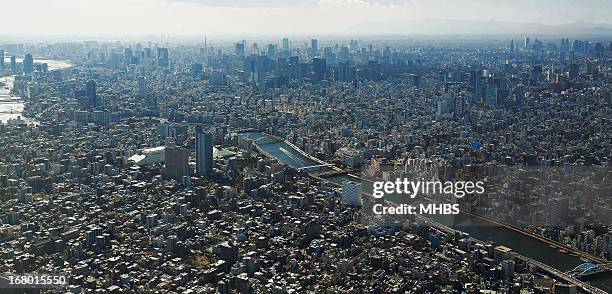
(35, 99, 66, 119)
(247, 132, 339, 172)
(567, 263, 612, 279)
(251, 136, 279, 145)
(527, 260, 607, 294)
(465, 212, 608, 265)
(296, 164, 334, 173)
(283, 139, 336, 168)
(379, 199, 608, 294)
(310, 168, 352, 178)
(247, 132, 609, 294)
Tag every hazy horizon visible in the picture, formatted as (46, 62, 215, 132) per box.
(4, 0, 612, 39)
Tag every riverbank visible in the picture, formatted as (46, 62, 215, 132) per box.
(0, 58, 73, 124)
(246, 131, 612, 293)
(0, 75, 31, 124)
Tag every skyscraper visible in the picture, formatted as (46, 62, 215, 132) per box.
(338, 62, 348, 82)
(569, 63, 579, 79)
(340, 46, 350, 61)
(138, 76, 146, 97)
(86, 79, 97, 107)
(282, 38, 289, 50)
(124, 48, 133, 64)
(157, 48, 169, 68)
(235, 43, 245, 57)
(10, 56, 16, 73)
(0, 50, 4, 69)
(23, 53, 34, 74)
(313, 57, 326, 82)
(204, 36, 207, 61)
(164, 146, 190, 181)
(311, 39, 318, 55)
(196, 131, 213, 177)
(267, 44, 276, 58)
(337, 62, 355, 83)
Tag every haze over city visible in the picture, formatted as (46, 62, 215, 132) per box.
(5, 0, 612, 38)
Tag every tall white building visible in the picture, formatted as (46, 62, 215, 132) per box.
(342, 181, 362, 207)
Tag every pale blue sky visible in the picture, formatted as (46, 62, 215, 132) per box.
(5, 0, 612, 36)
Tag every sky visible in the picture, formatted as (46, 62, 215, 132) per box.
(4, 0, 612, 37)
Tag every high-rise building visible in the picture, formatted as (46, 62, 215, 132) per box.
(323, 47, 333, 60)
(569, 63, 579, 79)
(124, 48, 133, 64)
(145, 47, 153, 59)
(311, 39, 318, 54)
(454, 96, 464, 118)
(313, 57, 326, 82)
(235, 43, 245, 57)
(496, 88, 509, 107)
(267, 44, 276, 58)
(157, 48, 169, 68)
(337, 62, 355, 82)
(138, 76, 146, 97)
(203, 36, 208, 62)
(191, 63, 203, 76)
(436, 99, 448, 116)
(164, 146, 190, 181)
(0, 50, 4, 69)
(339, 46, 349, 60)
(23, 53, 34, 74)
(514, 84, 525, 106)
(282, 38, 289, 50)
(10, 56, 16, 72)
(548, 198, 569, 225)
(342, 181, 362, 207)
(298, 62, 309, 79)
(337, 62, 347, 82)
(86, 79, 97, 107)
(524, 37, 530, 49)
(196, 131, 213, 177)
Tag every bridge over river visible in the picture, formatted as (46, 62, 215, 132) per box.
(241, 131, 612, 293)
(568, 263, 612, 279)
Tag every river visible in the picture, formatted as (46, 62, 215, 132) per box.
(242, 132, 325, 168)
(244, 131, 612, 293)
(0, 57, 73, 124)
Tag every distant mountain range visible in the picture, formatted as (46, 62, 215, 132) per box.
(349, 19, 612, 36)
